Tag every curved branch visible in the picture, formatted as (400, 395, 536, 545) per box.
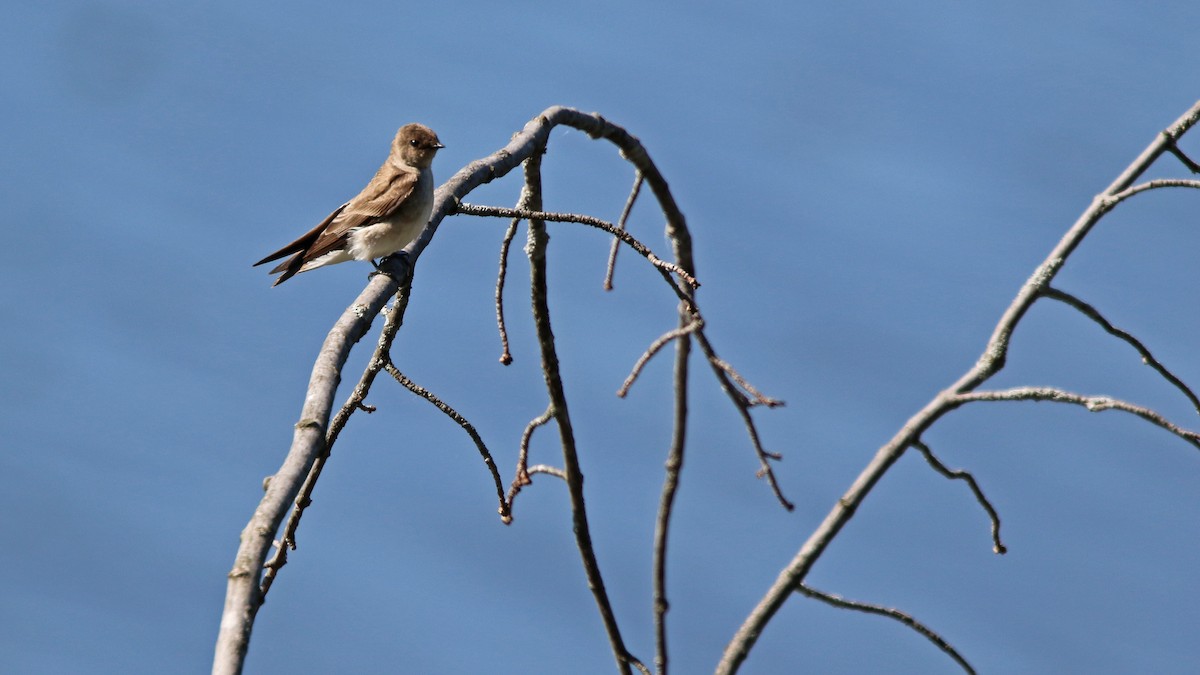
(912, 440, 1006, 555)
(617, 318, 703, 398)
(258, 280, 422, 600)
(383, 363, 510, 523)
(215, 273, 400, 675)
(605, 172, 644, 291)
(494, 217, 521, 365)
(1040, 287, 1200, 415)
(506, 405, 555, 509)
(453, 201, 700, 294)
(798, 584, 976, 674)
(1105, 177, 1200, 203)
(954, 387, 1200, 449)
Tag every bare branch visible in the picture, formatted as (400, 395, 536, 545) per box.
(652, 309, 693, 675)
(911, 440, 1006, 555)
(604, 172, 644, 291)
(1041, 287, 1200, 415)
(953, 386, 1200, 449)
(1105, 177, 1200, 204)
(617, 317, 703, 398)
(650, 158, 701, 675)
(521, 150, 642, 674)
(797, 584, 976, 675)
(694, 330, 793, 510)
(382, 363, 511, 523)
(709, 356, 785, 408)
(260, 286, 418, 599)
(453, 201, 700, 294)
(1164, 137, 1200, 173)
(526, 464, 568, 481)
(716, 99, 1200, 675)
(506, 405, 555, 508)
(495, 217, 521, 365)
(215, 273, 402, 675)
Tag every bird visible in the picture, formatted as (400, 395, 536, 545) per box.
(254, 123, 444, 286)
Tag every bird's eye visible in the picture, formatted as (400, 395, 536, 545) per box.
(409, 139, 419, 147)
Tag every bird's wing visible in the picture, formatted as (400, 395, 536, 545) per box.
(253, 162, 421, 285)
(252, 204, 348, 267)
(291, 163, 421, 263)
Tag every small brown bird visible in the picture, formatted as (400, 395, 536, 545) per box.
(254, 123, 444, 286)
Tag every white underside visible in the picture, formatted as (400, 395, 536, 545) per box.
(299, 214, 426, 273)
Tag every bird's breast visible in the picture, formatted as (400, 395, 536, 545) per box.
(347, 174, 434, 261)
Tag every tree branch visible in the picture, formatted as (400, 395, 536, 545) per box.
(716, 98, 1200, 674)
(521, 149, 644, 675)
(911, 440, 1006, 554)
(617, 317, 703, 399)
(453, 201, 700, 295)
(382, 363, 510, 523)
(797, 583, 976, 674)
(953, 386, 1200, 449)
(1040, 287, 1200, 415)
(495, 216, 521, 365)
(506, 404, 555, 510)
(604, 172, 644, 291)
(214, 272, 402, 675)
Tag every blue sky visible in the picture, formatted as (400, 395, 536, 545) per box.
(3, 2, 1200, 673)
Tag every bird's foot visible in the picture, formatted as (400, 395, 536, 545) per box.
(368, 251, 411, 284)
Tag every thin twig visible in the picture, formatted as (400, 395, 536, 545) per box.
(526, 464, 568, 481)
(710, 357, 785, 408)
(694, 330, 793, 510)
(605, 172, 644, 291)
(652, 307, 693, 675)
(454, 201, 700, 294)
(953, 386, 1200, 449)
(797, 584, 976, 675)
(617, 318, 704, 398)
(911, 440, 1006, 554)
(650, 160, 700, 675)
(1104, 178, 1200, 203)
(1164, 137, 1200, 173)
(383, 362, 511, 523)
(495, 217, 521, 365)
(1041, 287, 1200, 415)
(506, 405, 555, 508)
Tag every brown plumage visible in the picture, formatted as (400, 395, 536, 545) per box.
(254, 123, 444, 286)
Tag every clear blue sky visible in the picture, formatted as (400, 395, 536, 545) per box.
(3, 2, 1199, 673)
